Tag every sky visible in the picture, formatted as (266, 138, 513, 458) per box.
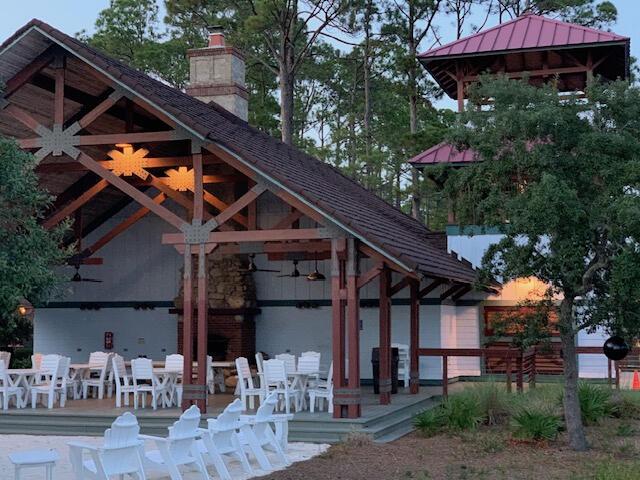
(1, 0, 639, 109)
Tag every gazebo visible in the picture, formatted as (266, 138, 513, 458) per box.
(0, 19, 480, 420)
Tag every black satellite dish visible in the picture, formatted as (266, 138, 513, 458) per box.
(603, 336, 630, 361)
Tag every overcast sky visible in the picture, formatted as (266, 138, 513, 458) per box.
(2, 0, 638, 111)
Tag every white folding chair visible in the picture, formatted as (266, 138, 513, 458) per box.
(236, 357, 263, 410)
(275, 354, 296, 374)
(82, 352, 111, 400)
(263, 359, 300, 414)
(309, 361, 334, 413)
(141, 405, 208, 480)
(392, 343, 410, 388)
(68, 412, 145, 480)
(198, 398, 253, 480)
(31, 355, 68, 409)
(112, 354, 135, 408)
(239, 392, 290, 469)
(131, 358, 169, 410)
(0, 359, 24, 409)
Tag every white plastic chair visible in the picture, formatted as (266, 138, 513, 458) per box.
(236, 357, 263, 410)
(0, 359, 24, 409)
(0, 351, 11, 369)
(300, 351, 321, 359)
(207, 355, 226, 395)
(309, 361, 334, 413)
(275, 354, 296, 374)
(131, 358, 169, 410)
(198, 398, 253, 480)
(263, 359, 301, 414)
(165, 354, 184, 407)
(112, 354, 135, 408)
(141, 405, 208, 480)
(31, 355, 68, 409)
(239, 392, 290, 469)
(255, 352, 266, 396)
(68, 411, 145, 480)
(392, 343, 410, 387)
(82, 352, 111, 400)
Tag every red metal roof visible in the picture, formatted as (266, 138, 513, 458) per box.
(420, 13, 628, 60)
(409, 143, 476, 166)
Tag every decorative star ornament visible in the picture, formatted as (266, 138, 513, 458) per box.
(108, 144, 150, 179)
(164, 166, 195, 192)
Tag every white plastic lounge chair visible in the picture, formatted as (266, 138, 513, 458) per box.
(68, 411, 146, 480)
(31, 355, 68, 409)
(140, 405, 208, 480)
(236, 357, 263, 410)
(82, 352, 111, 400)
(239, 392, 290, 469)
(392, 343, 411, 387)
(198, 398, 253, 480)
(308, 361, 334, 413)
(0, 359, 24, 409)
(131, 358, 169, 410)
(263, 359, 301, 414)
(112, 354, 135, 408)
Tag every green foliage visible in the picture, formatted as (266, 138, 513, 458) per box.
(589, 461, 640, 480)
(0, 137, 71, 348)
(511, 407, 561, 441)
(611, 391, 640, 420)
(468, 383, 511, 425)
(579, 383, 614, 424)
(414, 406, 447, 436)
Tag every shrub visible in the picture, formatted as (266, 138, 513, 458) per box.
(511, 408, 561, 441)
(440, 394, 484, 431)
(470, 383, 510, 425)
(414, 406, 447, 436)
(611, 391, 640, 420)
(579, 383, 614, 424)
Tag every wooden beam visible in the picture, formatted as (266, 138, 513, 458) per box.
(358, 243, 417, 279)
(451, 285, 472, 301)
(83, 193, 166, 255)
(36, 156, 223, 173)
(76, 91, 122, 129)
(53, 54, 65, 127)
(216, 240, 330, 255)
(202, 190, 248, 227)
(409, 278, 420, 394)
(2, 46, 56, 97)
(346, 238, 361, 418)
(181, 248, 194, 410)
(204, 183, 266, 231)
(356, 262, 382, 290)
(43, 179, 109, 229)
(139, 175, 211, 222)
(192, 146, 204, 222)
(463, 64, 593, 83)
(77, 131, 188, 146)
(76, 152, 185, 230)
(162, 227, 331, 245)
(331, 238, 347, 418)
(379, 265, 392, 405)
(440, 283, 466, 301)
(419, 279, 446, 298)
(196, 244, 208, 412)
(3, 103, 47, 133)
(389, 277, 410, 297)
(272, 210, 304, 230)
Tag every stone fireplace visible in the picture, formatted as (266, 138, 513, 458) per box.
(174, 254, 259, 360)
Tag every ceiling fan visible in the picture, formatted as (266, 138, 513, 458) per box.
(241, 254, 280, 273)
(277, 260, 301, 278)
(70, 263, 103, 283)
(306, 256, 326, 282)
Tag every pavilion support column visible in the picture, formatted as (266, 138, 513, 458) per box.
(346, 238, 361, 418)
(379, 265, 392, 405)
(331, 238, 347, 418)
(195, 243, 208, 412)
(409, 278, 420, 394)
(181, 248, 194, 410)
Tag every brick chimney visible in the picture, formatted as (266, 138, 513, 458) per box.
(186, 26, 248, 121)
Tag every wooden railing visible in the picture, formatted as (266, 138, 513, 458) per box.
(418, 346, 622, 397)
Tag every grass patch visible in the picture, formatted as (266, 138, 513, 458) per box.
(511, 407, 561, 441)
(587, 461, 640, 479)
(579, 383, 614, 424)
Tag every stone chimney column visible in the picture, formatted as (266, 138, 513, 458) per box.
(186, 26, 248, 121)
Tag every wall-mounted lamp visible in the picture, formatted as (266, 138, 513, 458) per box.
(16, 298, 34, 319)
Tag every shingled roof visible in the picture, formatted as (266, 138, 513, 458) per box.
(0, 19, 480, 285)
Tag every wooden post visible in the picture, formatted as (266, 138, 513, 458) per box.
(516, 352, 523, 393)
(506, 356, 512, 393)
(196, 243, 208, 412)
(409, 278, 420, 394)
(331, 238, 347, 418)
(442, 355, 448, 397)
(456, 62, 464, 113)
(346, 238, 361, 418)
(181, 247, 194, 409)
(379, 265, 392, 405)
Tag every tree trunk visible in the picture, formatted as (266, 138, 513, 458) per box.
(559, 297, 588, 451)
(408, 3, 421, 219)
(279, 67, 295, 145)
(363, 0, 373, 188)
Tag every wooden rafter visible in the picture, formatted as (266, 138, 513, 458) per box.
(43, 179, 109, 229)
(272, 210, 304, 229)
(389, 277, 410, 297)
(162, 227, 332, 245)
(440, 283, 466, 301)
(204, 183, 266, 231)
(53, 53, 65, 127)
(356, 262, 383, 290)
(35, 156, 223, 174)
(451, 285, 472, 301)
(419, 279, 447, 298)
(18, 130, 189, 150)
(2, 46, 57, 98)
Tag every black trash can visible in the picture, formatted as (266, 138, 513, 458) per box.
(371, 347, 399, 394)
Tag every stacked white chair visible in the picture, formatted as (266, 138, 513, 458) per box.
(297, 354, 321, 408)
(255, 352, 266, 396)
(263, 359, 300, 414)
(141, 404, 208, 480)
(0, 351, 11, 369)
(206, 355, 226, 394)
(236, 356, 263, 410)
(0, 359, 24, 409)
(112, 354, 135, 408)
(131, 357, 169, 410)
(300, 351, 321, 359)
(68, 411, 145, 479)
(308, 361, 334, 413)
(82, 352, 111, 400)
(392, 343, 411, 388)
(198, 398, 253, 480)
(239, 392, 290, 469)
(275, 353, 296, 374)
(165, 354, 184, 406)
(31, 355, 68, 409)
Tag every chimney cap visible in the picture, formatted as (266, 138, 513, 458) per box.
(207, 25, 226, 48)
(207, 25, 225, 35)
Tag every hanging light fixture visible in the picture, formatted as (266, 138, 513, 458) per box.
(306, 254, 326, 282)
(16, 298, 34, 320)
(108, 143, 150, 179)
